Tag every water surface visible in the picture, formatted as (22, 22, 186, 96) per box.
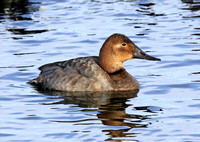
(0, 0, 200, 141)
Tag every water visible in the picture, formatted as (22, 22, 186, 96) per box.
(0, 0, 200, 141)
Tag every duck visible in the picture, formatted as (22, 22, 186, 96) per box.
(30, 33, 160, 92)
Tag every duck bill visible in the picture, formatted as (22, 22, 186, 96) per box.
(133, 46, 161, 61)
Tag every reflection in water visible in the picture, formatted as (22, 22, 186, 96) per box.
(181, 0, 200, 11)
(191, 72, 200, 82)
(0, 0, 48, 36)
(136, 2, 165, 17)
(96, 92, 148, 141)
(6, 28, 49, 35)
(34, 88, 158, 141)
(36, 88, 139, 108)
(0, 0, 32, 21)
(181, 0, 200, 4)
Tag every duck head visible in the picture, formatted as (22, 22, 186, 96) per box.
(99, 33, 161, 74)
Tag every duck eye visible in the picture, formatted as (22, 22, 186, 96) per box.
(122, 43, 126, 46)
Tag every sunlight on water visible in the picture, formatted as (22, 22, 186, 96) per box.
(0, 0, 200, 141)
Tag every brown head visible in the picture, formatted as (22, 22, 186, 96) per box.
(99, 33, 161, 73)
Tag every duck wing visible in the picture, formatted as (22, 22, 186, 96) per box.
(35, 56, 112, 91)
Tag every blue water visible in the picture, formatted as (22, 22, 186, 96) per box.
(0, 0, 200, 141)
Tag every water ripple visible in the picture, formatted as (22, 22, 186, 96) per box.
(0, 0, 200, 141)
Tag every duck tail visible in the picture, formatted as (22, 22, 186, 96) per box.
(27, 73, 45, 85)
(27, 78, 38, 85)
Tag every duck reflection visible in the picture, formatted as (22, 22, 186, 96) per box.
(96, 90, 148, 141)
(37, 89, 139, 108)
(35, 88, 151, 140)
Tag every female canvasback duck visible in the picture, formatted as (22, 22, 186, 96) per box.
(30, 33, 160, 92)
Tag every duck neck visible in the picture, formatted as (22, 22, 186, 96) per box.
(99, 52, 124, 74)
